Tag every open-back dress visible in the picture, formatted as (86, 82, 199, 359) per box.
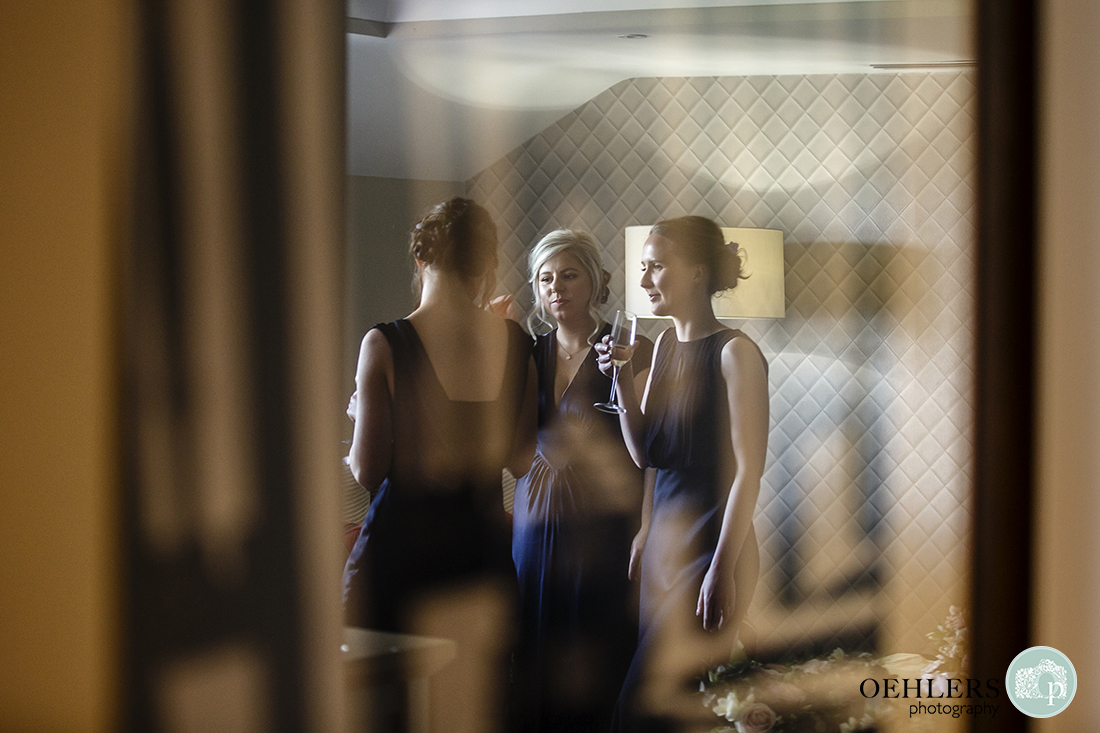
(342, 317, 531, 731)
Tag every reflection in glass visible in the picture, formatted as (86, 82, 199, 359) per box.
(345, 3, 976, 731)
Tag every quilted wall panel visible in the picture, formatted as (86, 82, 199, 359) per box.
(470, 71, 976, 659)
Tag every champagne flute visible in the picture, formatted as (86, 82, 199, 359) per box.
(594, 310, 638, 414)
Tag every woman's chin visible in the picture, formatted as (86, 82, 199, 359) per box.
(550, 308, 576, 324)
(554, 306, 594, 326)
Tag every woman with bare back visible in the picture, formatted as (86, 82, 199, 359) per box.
(343, 197, 537, 733)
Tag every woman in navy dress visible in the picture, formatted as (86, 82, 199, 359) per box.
(512, 230, 654, 733)
(595, 216, 770, 732)
(343, 198, 537, 733)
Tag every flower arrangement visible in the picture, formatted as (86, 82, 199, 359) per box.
(921, 604, 969, 676)
(701, 607, 970, 733)
(702, 648, 886, 732)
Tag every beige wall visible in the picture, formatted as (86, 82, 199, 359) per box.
(0, 2, 126, 731)
(1036, 0, 1100, 729)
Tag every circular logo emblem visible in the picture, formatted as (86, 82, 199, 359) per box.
(1005, 646, 1076, 718)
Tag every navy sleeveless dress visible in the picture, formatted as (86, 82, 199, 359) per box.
(614, 328, 767, 732)
(512, 324, 653, 733)
(342, 318, 530, 729)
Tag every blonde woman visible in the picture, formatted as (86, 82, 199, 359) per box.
(512, 229, 654, 733)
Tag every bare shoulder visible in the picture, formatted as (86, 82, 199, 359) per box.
(360, 327, 390, 353)
(358, 327, 394, 372)
(720, 332, 766, 381)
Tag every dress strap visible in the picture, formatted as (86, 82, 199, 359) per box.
(533, 331, 555, 426)
(651, 327, 678, 375)
(370, 320, 419, 374)
(373, 317, 532, 407)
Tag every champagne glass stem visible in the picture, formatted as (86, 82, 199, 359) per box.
(608, 365, 621, 409)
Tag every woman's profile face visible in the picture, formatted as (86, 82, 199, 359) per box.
(537, 250, 594, 325)
(640, 234, 699, 318)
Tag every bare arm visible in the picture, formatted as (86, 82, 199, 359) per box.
(697, 336, 769, 631)
(629, 467, 657, 580)
(348, 329, 395, 491)
(507, 354, 538, 478)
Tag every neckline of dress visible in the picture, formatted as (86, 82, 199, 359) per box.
(673, 327, 737, 345)
(550, 323, 607, 410)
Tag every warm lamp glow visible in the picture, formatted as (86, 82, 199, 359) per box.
(624, 225, 786, 319)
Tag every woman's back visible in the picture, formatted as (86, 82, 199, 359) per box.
(344, 310, 532, 732)
(343, 197, 535, 733)
(383, 313, 530, 492)
(407, 305, 510, 401)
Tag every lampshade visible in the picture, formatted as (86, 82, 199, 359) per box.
(624, 225, 786, 319)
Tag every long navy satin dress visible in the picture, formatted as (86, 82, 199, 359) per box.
(614, 328, 767, 733)
(342, 318, 530, 731)
(512, 325, 653, 733)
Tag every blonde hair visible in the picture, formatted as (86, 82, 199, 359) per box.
(526, 229, 610, 344)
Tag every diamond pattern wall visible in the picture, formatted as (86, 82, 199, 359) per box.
(469, 71, 976, 658)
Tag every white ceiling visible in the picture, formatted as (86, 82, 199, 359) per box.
(346, 0, 972, 181)
(347, 0, 899, 23)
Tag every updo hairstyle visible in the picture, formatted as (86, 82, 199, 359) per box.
(409, 197, 499, 305)
(650, 215, 746, 295)
(526, 228, 611, 344)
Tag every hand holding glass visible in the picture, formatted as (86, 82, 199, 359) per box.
(594, 310, 638, 414)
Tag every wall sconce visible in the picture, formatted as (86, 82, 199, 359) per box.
(624, 225, 786, 319)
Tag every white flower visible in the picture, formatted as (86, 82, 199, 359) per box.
(838, 712, 875, 732)
(712, 692, 744, 721)
(920, 658, 944, 676)
(881, 653, 935, 678)
(734, 702, 777, 733)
